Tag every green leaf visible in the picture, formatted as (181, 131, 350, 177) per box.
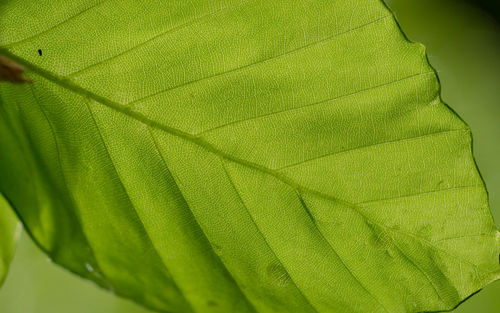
(0, 193, 20, 286)
(1, 0, 499, 312)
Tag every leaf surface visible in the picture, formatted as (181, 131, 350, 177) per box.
(0, 0, 499, 312)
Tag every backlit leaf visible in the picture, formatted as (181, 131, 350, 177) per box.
(0, 0, 499, 312)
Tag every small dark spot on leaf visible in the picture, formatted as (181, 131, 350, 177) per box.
(38, 49, 42, 56)
(207, 300, 217, 307)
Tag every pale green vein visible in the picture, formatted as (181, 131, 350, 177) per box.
(67, 0, 250, 77)
(125, 14, 392, 106)
(277, 128, 467, 171)
(84, 99, 196, 313)
(29, 85, 108, 284)
(197, 71, 435, 136)
(296, 192, 390, 313)
(356, 184, 481, 206)
(146, 125, 258, 313)
(219, 160, 320, 313)
(389, 237, 452, 307)
(3, 0, 110, 49)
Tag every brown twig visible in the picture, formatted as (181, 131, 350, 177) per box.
(0, 55, 32, 84)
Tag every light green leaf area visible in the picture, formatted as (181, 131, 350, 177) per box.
(0, 0, 499, 312)
(0, 193, 19, 286)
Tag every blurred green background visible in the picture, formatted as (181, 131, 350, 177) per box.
(1, 0, 499, 312)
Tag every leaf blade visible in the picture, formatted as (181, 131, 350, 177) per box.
(0, 0, 499, 312)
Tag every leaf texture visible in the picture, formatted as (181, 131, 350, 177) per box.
(0, 0, 499, 312)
